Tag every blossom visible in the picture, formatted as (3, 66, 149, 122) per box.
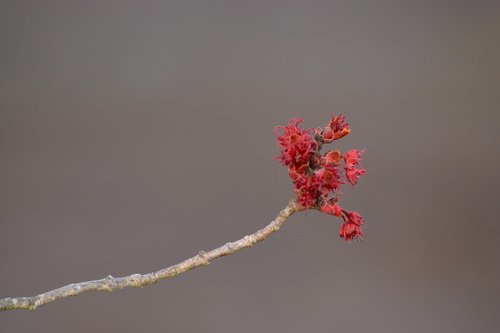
(293, 173, 324, 208)
(339, 210, 364, 241)
(345, 168, 366, 186)
(339, 221, 363, 241)
(328, 113, 351, 140)
(347, 211, 364, 226)
(344, 149, 364, 168)
(316, 163, 343, 193)
(275, 118, 317, 171)
(325, 150, 342, 164)
(344, 149, 366, 185)
(317, 113, 350, 143)
(274, 114, 367, 242)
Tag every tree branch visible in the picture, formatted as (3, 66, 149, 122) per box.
(0, 197, 301, 312)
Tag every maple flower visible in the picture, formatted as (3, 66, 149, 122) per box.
(319, 114, 350, 143)
(324, 150, 342, 164)
(316, 163, 343, 193)
(339, 210, 364, 241)
(274, 114, 367, 242)
(344, 149, 366, 186)
(347, 211, 364, 226)
(339, 221, 364, 241)
(275, 118, 317, 172)
(294, 173, 324, 208)
(328, 113, 351, 140)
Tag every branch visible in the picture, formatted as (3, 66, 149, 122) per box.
(0, 197, 300, 312)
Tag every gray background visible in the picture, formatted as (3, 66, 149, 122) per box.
(1, 1, 499, 332)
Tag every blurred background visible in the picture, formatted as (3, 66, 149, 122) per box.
(1, 1, 499, 332)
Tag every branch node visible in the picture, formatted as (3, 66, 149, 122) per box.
(225, 242, 235, 253)
(244, 235, 256, 246)
(198, 251, 209, 265)
(104, 275, 117, 291)
(129, 274, 143, 287)
(28, 296, 39, 310)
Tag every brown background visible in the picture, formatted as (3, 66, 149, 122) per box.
(1, 1, 499, 332)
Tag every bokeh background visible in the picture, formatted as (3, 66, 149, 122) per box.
(1, 1, 499, 332)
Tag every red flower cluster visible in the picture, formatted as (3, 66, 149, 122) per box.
(275, 114, 366, 241)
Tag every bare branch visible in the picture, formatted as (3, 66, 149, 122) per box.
(0, 198, 300, 312)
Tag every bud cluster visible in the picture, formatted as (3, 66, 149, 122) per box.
(275, 114, 366, 241)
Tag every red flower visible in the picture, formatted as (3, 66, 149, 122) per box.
(293, 163, 343, 209)
(294, 173, 324, 208)
(344, 149, 366, 185)
(328, 113, 351, 140)
(339, 221, 363, 241)
(316, 163, 343, 192)
(275, 118, 317, 172)
(274, 114, 367, 242)
(347, 211, 364, 226)
(339, 210, 364, 241)
(344, 149, 363, 167)
(325, 150, 342, 164)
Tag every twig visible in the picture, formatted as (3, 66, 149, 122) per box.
(0, 197, 300, 312)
